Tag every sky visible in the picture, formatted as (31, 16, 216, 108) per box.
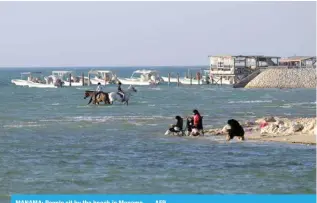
(0, 1, 315, 67)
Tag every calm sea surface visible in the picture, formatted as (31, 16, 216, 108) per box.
(0, 67, 316, 198)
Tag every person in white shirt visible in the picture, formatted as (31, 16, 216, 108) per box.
(94, 82, 104, 101)
(96, 82, 103, 92)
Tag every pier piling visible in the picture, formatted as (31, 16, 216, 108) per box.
(81, 73, 84, 86)
(177, 73, 180, 87)
(190, 72, 192, 85)
(168, 73, 170, 86)
(69, 73, 72, 87)
(88, 73, 91, 86)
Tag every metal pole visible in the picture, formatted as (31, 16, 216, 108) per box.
(69, 73, 72, 87)
(82, 72, 84, 86)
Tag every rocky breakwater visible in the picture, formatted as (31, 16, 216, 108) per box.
(204, 116, 316, 144)
(245, 68, 317, 88)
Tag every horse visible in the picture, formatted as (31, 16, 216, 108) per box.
(84, 90, 110, 105)
(108, 85, 137, 106)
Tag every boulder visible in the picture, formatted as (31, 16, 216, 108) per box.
(291, 122, 304, 132)
(260, 123, 279, 135)
(255, 116, 276, 124)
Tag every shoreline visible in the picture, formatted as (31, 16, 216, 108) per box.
(204, 116, 316, 145)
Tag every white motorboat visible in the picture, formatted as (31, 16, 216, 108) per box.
(88, 70, 118, 85)
(11, 72, 42, 86)
(11, 72, 60, 88)
(52, 71, 89, 87)
(117, 69, 163, 86)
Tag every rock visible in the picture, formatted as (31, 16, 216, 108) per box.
(244, 121, 256, 127)
(291, 122, 304, 132)
(245, 68, 317, 89)
(260, 123, 279, 135)
(265, 116, 276, 122)
(274, 119, 284, 126)
(255, 116, 276, 124)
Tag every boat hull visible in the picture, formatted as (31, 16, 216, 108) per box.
(63, 81, 86, 87)
(27, 82, 57, 88)
(117, 78, 160, 86)
(161, 77, 179, 83)
(179, 78, 208, 85)
(11, 79, 31, 86)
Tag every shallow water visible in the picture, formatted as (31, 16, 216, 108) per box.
(0, 67, 316, 196)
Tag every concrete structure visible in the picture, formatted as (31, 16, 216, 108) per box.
(208, 55, 280, 85)
(278, 56, 316, 68)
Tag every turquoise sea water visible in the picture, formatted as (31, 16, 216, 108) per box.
(0, 67, 316, 197)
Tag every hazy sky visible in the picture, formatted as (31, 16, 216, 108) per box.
(0, 1, 315, 67)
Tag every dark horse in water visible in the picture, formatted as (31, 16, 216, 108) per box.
(84, 90, 111, 105)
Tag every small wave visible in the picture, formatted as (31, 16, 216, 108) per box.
(290, 102, 316, 106)
(76, 87, 90, 90)
(150, 87, 161, 90)
(39, 115, 168, 123)
(228, 100, 272, 104)
(52, 103, 60, 106)
(3, 122, 44, 128)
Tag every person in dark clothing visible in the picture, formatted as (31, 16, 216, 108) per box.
(226, 119, 245, 141)
(117, 81, 125, 102)
(169, 116, 183, 133)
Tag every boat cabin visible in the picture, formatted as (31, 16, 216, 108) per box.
(131, 70, 160, 81)
(21, 72, 45, 83)
(52, 71, 80, 82)
(88, 70, 115, 82)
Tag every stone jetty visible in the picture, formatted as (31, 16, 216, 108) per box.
(245, 68, 316, 88)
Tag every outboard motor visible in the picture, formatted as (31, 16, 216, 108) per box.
(54, 78, 64, 88)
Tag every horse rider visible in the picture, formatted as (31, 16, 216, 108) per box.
(169, 116, 184, 133)
(94, 82, 104, 100)
(117, 81, 125, 102)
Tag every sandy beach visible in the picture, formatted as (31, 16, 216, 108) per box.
(204, 116, 316, 145)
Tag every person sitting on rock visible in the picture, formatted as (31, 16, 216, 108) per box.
(190, 109, 204, 136)
(169, 116, 184, 133)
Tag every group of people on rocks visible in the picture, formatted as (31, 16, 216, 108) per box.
(166, 109, 204, 136)
(167, 110, 245, 141)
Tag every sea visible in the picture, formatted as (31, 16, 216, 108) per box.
(0, 66, 316, 198)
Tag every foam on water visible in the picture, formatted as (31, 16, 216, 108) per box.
(228, 100, 273, 104)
